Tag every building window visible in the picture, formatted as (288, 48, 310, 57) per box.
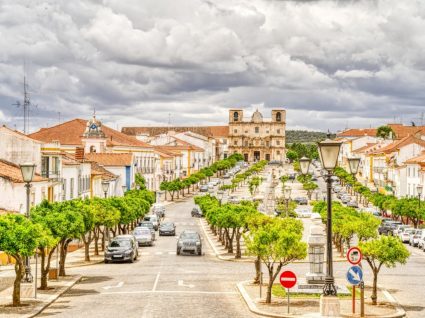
(90, 145, 96, 153)
(233, 111, 239, 122)
(276, 140, 281, 146)
(266, 130, 269, 134)
(234, 129, 238, 134)
(277, 129, 281, 134)
(244, 140, 248, 147)
(222, 139, 227, 145)
(234, 140, 238, 146)
(245, 130, 248, 133)
(277, 150, 280, 155)
(276, 112, 282, 122)
(266, 141, 270, 147)
(255, 127, 259, 133)
(70, 178, 74, 199)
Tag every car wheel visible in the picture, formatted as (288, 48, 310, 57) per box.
(198, 249, 202, 256)
(134, 253, 138, 261)
(104, 259, 109, 264)
(129, 255, 134, 263)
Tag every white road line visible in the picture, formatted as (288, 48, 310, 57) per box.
(152, 272, 160, 291)
(382, 289, 396, 303)
(102, 290, 238, 295)
(155, 252, 163, 255)
(168, 251, 176, 255)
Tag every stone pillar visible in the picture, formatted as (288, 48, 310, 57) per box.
(306, 213, 326, 284)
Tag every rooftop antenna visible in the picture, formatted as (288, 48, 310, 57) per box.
(12, 71, 34, 134)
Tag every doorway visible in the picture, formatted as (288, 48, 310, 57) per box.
(244, 153, 249, 162)
(254, 151, 261, 161)
(265, 154, 271, 161)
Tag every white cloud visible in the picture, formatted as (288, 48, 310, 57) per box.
(1, 0, 425, 133)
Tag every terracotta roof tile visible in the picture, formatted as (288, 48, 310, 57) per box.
(122, 126, 229, 138)
(85, 153, 133, 166)
(29, 119, 152, 148)
(371, 135, 425, 154)
(352, 143, 377, 153)
(88, 161, 117, 180)
(0, 159, 47, 183)
(337, 128, 377, 137)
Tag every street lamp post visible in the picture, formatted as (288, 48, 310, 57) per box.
(310, 138, 342, 315)
(102, 181, 110, 199)
(283, 186, 292, 217)
(20, 163, 36, 283)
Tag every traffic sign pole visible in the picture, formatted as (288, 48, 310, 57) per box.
(287, 288, 290, 314)
(352, 285, 355, 314)
(280, 271, 297, 315)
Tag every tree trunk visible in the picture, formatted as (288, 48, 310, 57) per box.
(235, 230, 242, 259)
(253, 256, 261, 284)
(12, 257, 23, 306)
(266, 267, 274, 304)
(226, 229, 235, 254)
(372, 269, 378, 305)
(82, 231, 92, 262)
(94, 227, 100, 256)
(40, 247, 56, 290)
(59, 239, 71, 277)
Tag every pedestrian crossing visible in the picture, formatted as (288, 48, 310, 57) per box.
(139, 250, 214, 256)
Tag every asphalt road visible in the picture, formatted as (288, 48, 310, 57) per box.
(37, 198, 257, 318)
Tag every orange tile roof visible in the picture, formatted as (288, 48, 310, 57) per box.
(387, 124, 425, 139)
(154, 146, 183, 157)
(0, 159, 47, 183)
(85, 153, 133, 166)
(371, 135, 425, 154)
(89, 161, 117, 180)
(29, 119, 152, 148)
(337, 128, 377, 137)
(352, 143, 377, 153)
(121, 126, 229, 138)
(405, 152, 425, 164)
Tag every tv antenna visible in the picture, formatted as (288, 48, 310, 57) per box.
(12, 75, 37, 134)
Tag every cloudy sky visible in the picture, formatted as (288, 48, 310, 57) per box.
(1, 0, 425, 133)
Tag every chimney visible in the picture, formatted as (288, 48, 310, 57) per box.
(75, 147, 85, 161)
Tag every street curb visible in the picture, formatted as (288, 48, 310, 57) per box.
(66, 258, 105, 268)
(236, 280, 406, 318)
(237, 281, 297, 318)
(27, 274, 82, 318)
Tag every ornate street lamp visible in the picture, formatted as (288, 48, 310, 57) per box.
(347, 157, 361, 176)
(20, 163, 36, 283)
(101, 181, 110, 198)
(299, 156, 311, 175)
(283, 186, 292, 217)
(317, 138, 342, 304)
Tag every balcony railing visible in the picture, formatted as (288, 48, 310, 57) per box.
(41, 170, 61, 182)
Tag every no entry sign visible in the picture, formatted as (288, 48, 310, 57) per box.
(280, 271, 297, 289)
(347, 247, 362, 265)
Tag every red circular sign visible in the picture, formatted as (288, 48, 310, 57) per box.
(280, 271, 297, 289)
(347, 247, 362, 265)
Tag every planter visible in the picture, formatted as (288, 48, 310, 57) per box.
(49, 268, 58, 280)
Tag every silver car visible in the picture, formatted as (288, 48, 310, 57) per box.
(409, 229, 422, 247)
(177, 230, 202, 256)
(133, 227, 153, 246)
(144, 214, 159, 231)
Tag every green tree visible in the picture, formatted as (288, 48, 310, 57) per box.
(135, 173, 147, 190)
(286, 150, 298, 162)
(303, 181, 318, 200)
(245, 218, 307, 303)
(359, 236, 409, 305)
(376, 125, 395, 139)
(0, 214, 42, 306)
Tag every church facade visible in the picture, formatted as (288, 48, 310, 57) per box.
(228, 109, 286, 162)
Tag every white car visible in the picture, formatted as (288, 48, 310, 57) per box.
(408, 229, 422, 247)
(143, 214, 159, 231)
(295, 207, 312, 218)
(133, 227, 153, 246)
(418, 232, 425, 250)
(400, 228, 415, 243)
(152, 203, 165, 217)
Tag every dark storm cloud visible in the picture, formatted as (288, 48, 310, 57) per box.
(1, 0, 425, 133)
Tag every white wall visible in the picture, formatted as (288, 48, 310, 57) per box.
(0, 128, 42, 173)
(0, 178, 49, 213)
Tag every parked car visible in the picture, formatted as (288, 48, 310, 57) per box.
(159, 222, 176, 236)
(152, 203, 165, 218)
(133, 227, 153, 246)
(340, 195, 351, 204)
(191, 206, 203, 218)
(288, 173, 296, 180)
(418, 232, 425, 249)
(400, 228, 415, 243)
(346, 201, 359, 208)
(409, 229, 423, 247)
(228, 196, 240, 204)
(144, 214, 159, 230)
(293, 197, 308, 205)
(138, 221, 156, 241)
(295, 207, 312, 218)
(393, 224, 411, 237)
(223, 173, 231, 179)
(378, 220, 402, 235)
(104, 235, 138, 263)
(199, 185, 209, 192)
(177, 230, 202, 256)
(207, 183, 215, 189)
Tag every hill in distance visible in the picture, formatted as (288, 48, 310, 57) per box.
(286, 130, 336, 144)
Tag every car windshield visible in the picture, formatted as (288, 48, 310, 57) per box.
(161, 223, 173, 227)
(134, 229, 150, 235)
(140, 223, 153, 228)
(110, 240, 131, 248)
(180, 232, 198, 240)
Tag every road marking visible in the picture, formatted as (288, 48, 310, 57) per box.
(102, 281, 124, 290)
(155, 252, 163, 255)
(102, 290, 238, 295)
(168, 251, 176, 255)
(382, 289, 396, 303)
(178, 280, 195, 288)
(152, 272, 160, 291)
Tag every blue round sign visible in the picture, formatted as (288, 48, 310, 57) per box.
(346, 265, 363, 286)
